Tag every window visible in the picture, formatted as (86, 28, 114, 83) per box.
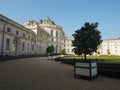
(22, 42, 25, 51)
(115, 50, 117, 54)
(28, 43, 30, 51)
(37, 38, 39, 42)
(28, 35, 31, 39)
(32, 37, 34, 40)
(68, 49, 69, 53)
(16, 31, 19, 35)
(56, 31, 58, 37)
(37, 45, 39, 51)
(23, 33, 25, 37)
(7, 27, 11, 32)
(6, 38, 10, 50)
(51, 30, 53, 37)
(51, 38, 54, 42)
(32, 44, 34, 51)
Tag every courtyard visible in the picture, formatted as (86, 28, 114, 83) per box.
(0, 57, 120, 90)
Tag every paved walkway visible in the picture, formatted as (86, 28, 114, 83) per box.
(0, 57, 120, 90)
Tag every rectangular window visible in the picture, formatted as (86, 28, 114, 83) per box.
(28, 35, 30, 39)
(16, 31, 19, 35)
(32, 37, 34, 40)
(22, 42, 25, 51)
(37, 45, 39, 52)
(32, 44, 34, 51)
(6, 38, 10, 50)
(56, 31, 58, 37)
(23, 33, 25, 37)
(51, 30, 53, 37)
(7, 27, 11, 32)
(28, 43, 30, 51)
(51, 38, 54, 42)
(68, 49, 69, 53)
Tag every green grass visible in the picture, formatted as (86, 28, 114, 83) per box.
(61, 55, 120, 64)
(89, 56, 120, 63)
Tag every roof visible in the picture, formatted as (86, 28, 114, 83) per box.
(0, 14, 35, 34)
(104, 38, 120, 41)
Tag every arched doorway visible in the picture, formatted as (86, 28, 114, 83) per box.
(12, 37, 20, 56)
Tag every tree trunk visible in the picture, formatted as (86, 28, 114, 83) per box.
(84, 54, 87, 60)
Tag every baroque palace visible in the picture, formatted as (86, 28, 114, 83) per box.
(0, 14, 120, 56)
(23, 17, 65, 54)
(0, 14, 64, 56)
(65, 37, 120, 56)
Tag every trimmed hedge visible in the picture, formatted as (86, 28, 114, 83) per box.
(61, 59, 75, 65)
(57, 57, 120, 78)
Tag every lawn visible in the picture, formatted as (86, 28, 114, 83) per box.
(60, 55, 120, 64)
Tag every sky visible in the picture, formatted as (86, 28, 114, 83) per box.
(0, 0, 120, 39)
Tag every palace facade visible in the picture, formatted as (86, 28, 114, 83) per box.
(0, 14, 120, 57)
(98, 38, 120, 56)
(64, 37, 74, 55)
(23, 22, 50, 55)
(23, 17, 65, 54)
(0, 14, 50, 56)
(64, 37, 120, 56)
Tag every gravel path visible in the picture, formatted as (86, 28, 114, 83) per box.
(0, 57, 120, 90)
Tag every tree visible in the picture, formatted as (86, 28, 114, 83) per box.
(60, 49, 66, 55)
(107, 48, 111, 55)
(97, 51, 100, 56)
(46, 45, 54, 54)
(72, 22, 102, 60)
